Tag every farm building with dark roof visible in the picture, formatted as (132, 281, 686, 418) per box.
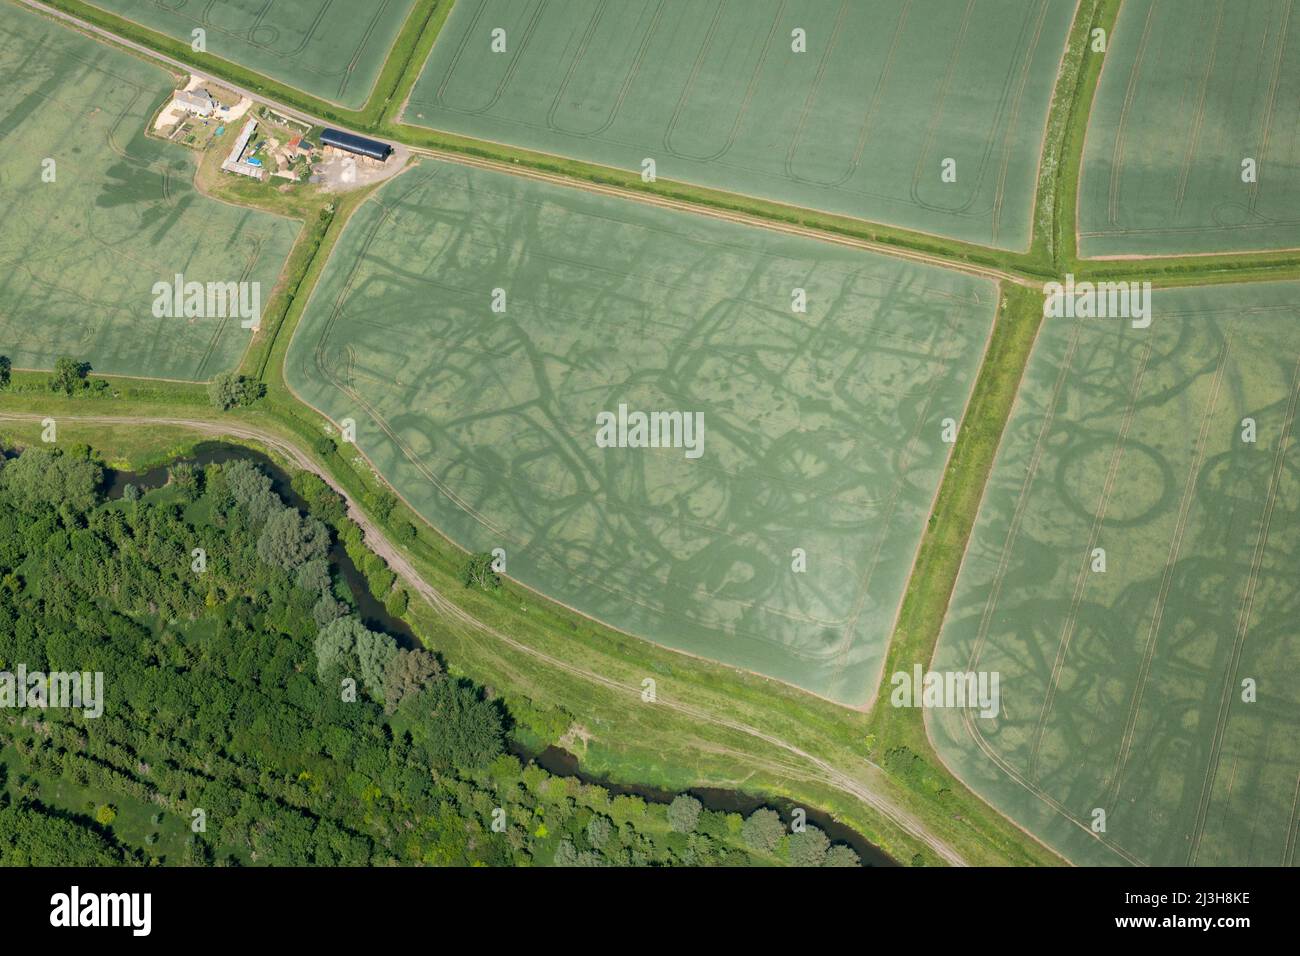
(320, 128, 392, 161)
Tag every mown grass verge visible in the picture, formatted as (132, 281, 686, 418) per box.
(865, 284, 1060, 864)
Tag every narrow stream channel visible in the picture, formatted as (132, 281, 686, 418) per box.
(509, 742, 897, 866)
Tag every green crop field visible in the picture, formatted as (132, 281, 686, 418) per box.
(929, 280, 1300, 865)
(0, 3, 298, 381)
(1078, 0, 1300, 257)
(285, 159, 997, 707)
(402, 0, 1076, 252)
(84, 0, 416, 109)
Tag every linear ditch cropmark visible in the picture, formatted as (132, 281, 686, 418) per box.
(1025, 333, 1155, 782)
(542, 0, 665, 139)
(784, 0, 907, 188)
(1188, 349, 1300, 864)
(1248, 0, 1292, 219)
(1104, 321, 1239, 805)
(1172, 0, 1225, 217)
(662, 0, 790, 164)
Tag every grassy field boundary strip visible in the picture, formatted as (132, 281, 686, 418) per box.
(1035, 0, 1107, 269)
(22, 0, 1298, 286)
(866, 286, 1064, 865)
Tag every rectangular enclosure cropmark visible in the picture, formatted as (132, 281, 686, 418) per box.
(0, 5, 298, 381)
(1078, 0, 1300, 257)
(285, 160, 997, 707)
(84, 0, 417, 109)
(402, 0, 1077, 251)
(929, 280, 1300, 866)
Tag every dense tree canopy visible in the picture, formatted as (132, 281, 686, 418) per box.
(0, 446, 102, 513)
(207, 372, 266, 410)
(0, 445, 861, 867)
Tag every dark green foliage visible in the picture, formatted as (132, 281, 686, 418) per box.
(207, 372, 266, 410)
(383, 587, 409, 619)
(295, 558, 331, 596)
(0, 800, 134, 866)
(291, 471, 348, 525)
(313, 435, 336, 458)
(314, 616, 359, 676)
(314, 616, 397, 702)
(462, 552, 500, 590)
(367, 490, 397, 522)
(168, 461, 201, 500)
(311, 593, 347, 628)
(355, 627, 398, 702)
(220, 460, 279, 526)
(382, 648, 441, 715)
(786, 826, 830, 867)
(741, 808, 785, 853)
(667, 794, 702, 834)
(0, 447, 102, 512)
(257, 508, 329, 571)
(509, 698, 573, 746)
(0, 355, 10, 389)
(825, 845, 861, 867)
(585, 814, 613, 849)
(399, 678, 503, 770)
(367, 565, 397, 600)
(49, 357, 90, 395)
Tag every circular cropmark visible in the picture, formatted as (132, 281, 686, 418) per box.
(1056, 436, 1173, 527)
(250, 26, 281, 48)
(1211, 201, 1251, 227)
